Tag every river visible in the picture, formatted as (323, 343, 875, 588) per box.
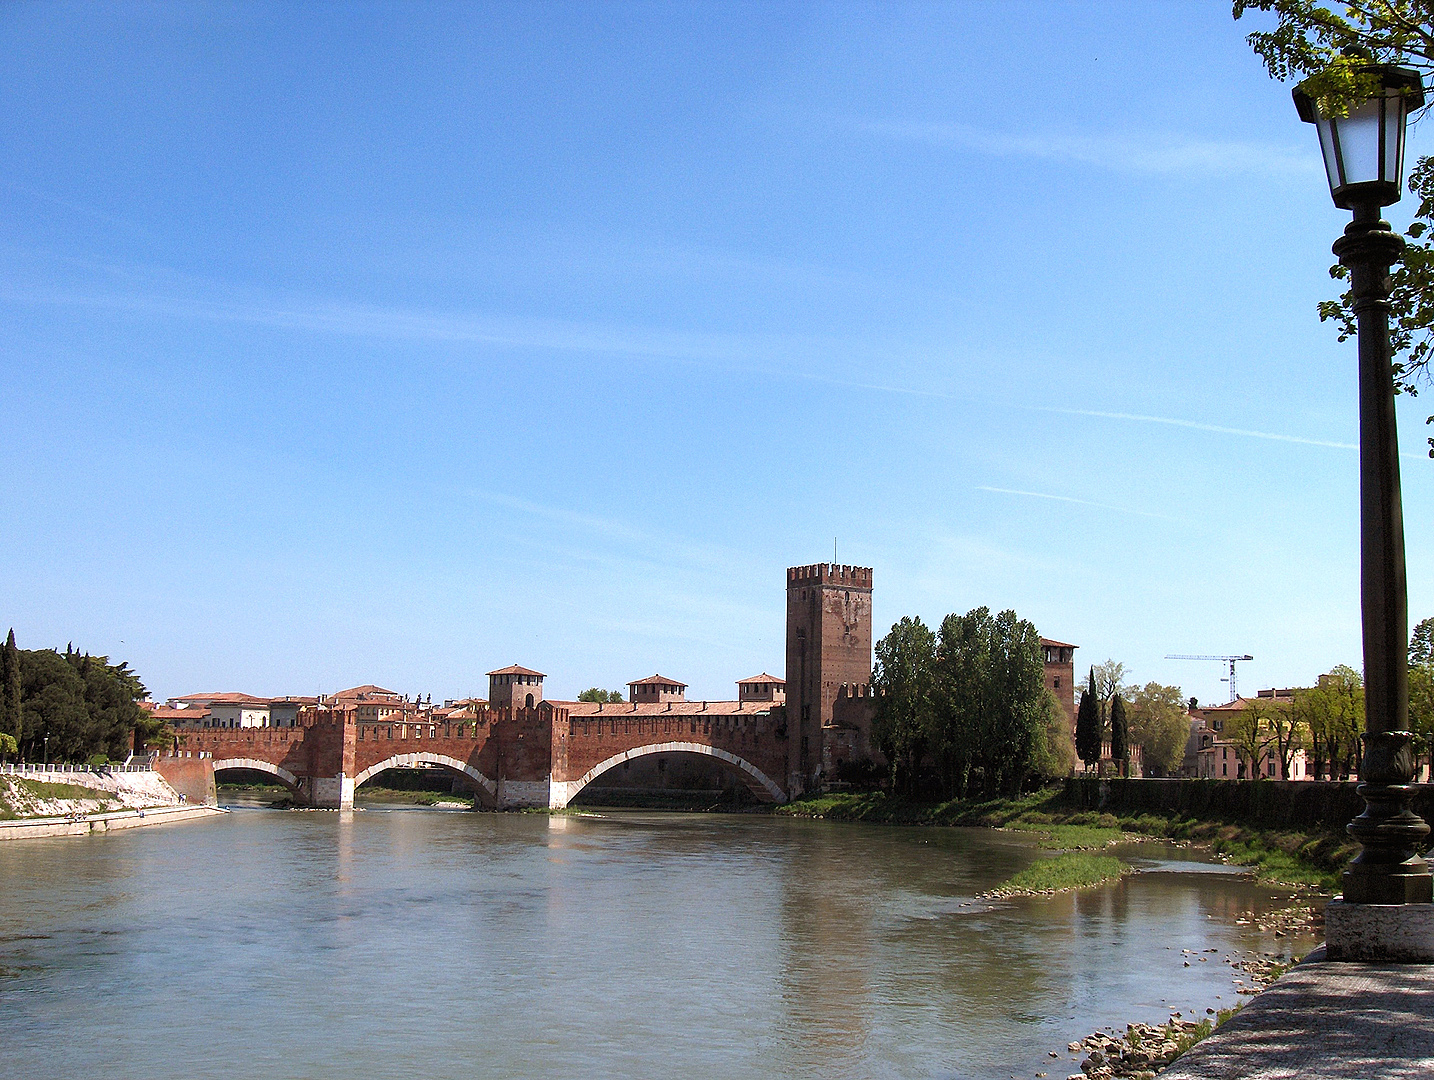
(0, 804, 1320, 1080)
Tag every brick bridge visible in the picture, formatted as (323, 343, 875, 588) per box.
(170, 700, 792, 810)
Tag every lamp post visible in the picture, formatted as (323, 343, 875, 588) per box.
(1295, 66, 1432, 908)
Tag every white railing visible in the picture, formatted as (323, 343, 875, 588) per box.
(0, 762, 155, 775)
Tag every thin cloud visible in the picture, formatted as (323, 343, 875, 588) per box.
(976, 486, 1177, 522)
(4, 278, 1398, 457)
(855, 118, 1318, 177)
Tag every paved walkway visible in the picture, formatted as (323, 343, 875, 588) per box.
(1160, 946, 1434, 1079)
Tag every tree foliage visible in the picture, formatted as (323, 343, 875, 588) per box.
(577, 688, 625, 703)
(1109, 692, 1129, 775)
(871, 616, 937, 795)
(1412, 616, 1434, 758)
(1236, 0, 1434, 457)
(1127, 682, 1191, 777)
(1226, 697, 1279, 778)
(1302, 665, 1366, 778)
(1, 629, 20, 747)
(872, 608, 1051, 798)
(13, 645, 154, 763)
(1031, 689, 1077, 779)
(1075, 670, 1103, 771)
(1413, 615, 1434, 667)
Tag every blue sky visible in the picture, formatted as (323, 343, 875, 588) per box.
(2, 2, 1430, 706)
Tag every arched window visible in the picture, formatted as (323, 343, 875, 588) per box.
(525, 693, 535, 709)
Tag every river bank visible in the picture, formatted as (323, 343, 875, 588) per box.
(778, 787, 1346, 891)
(0, 802, 225, 839)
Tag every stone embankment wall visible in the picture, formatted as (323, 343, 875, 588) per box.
(154, 757, 217, 806)
(1060, 776, 1434, 830)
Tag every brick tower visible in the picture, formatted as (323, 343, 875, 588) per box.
(785, 563, 873, 795)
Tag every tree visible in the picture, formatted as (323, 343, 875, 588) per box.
(1, 629, 19, 750)
(871, 616, 937, 796)
(1031, 688, 1077, 779)
(1265, 697, 1307, 779)
(1075, 670, 1102, 773)
(1304, 666, 1366, 779)
(14, 646, 150, 763)
(1227, 697, 1278, 779)
(929, 607, 1046, 798)
(1129, 682, 1191, 777)
(1236, 0, 1434, 458)
(1110, 693, 1129, 776)
(1090, 659, 1128, 724)
(578, 688, 624, 703)
(0, 731, 15, 761)
(1413, 616, 1434, 667)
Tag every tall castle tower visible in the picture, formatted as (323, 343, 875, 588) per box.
(785, 563, 873, 794)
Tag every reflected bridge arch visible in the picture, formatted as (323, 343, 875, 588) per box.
(554, 742, 786, 809)
(352, 752, 498, 807)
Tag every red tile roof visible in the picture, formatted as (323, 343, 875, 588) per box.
(486, 665, 546, 678)
(331, 685, 401, 700)
(739, 673, 784, 685)
(170, 692, 269, 705)
(1040, 638, 1077, 649)
(560, 700, 771, 717)
(628, 674, 687, 687)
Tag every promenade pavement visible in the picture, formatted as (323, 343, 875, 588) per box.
(1160, 946, 1434, 1079)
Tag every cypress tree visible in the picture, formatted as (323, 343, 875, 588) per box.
(1110, 692, 1129, 777)
(2, 629, 20, 753)
(1075, 670, 1102, 772)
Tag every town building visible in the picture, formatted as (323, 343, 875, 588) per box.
(1190, 691, 1310, 780)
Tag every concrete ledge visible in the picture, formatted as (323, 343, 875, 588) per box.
(1159, 945, 1434, 1079)
(1327, 900, 1434, 961)
(0, 804, 226, 840)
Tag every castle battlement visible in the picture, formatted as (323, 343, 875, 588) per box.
(786, 563, 873, 589)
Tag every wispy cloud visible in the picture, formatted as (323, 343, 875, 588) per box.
(4, 276, 1396, 457)
(976, 486, 1177, 522)
(854, 118, 1318, 177)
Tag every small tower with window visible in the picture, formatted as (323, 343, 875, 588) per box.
(487, 665, 546, 710)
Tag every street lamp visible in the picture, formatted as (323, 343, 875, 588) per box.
(1295, 66, 1432, 910)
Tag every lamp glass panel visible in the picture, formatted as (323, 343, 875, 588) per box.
(1333, 97, 1385, 186)
(1384, 90, 1407, 185)
(1316, 116, 1343, 190)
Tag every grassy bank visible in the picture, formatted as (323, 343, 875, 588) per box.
(988, 852, 1131, 896)
(778, 788, 1347, 889)
(0, 776, 117, 819)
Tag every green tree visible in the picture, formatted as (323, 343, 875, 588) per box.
(1109, 692, 1129, 776)
(16, 646, 150, 763)
(0, 731, 15, 761)
(1075, 670, 1102, 773)
(930, 607, 1046, 798)
(871, 616, 937, 796)
(578, 688, 624, 703)
(1031, 688, 1077, 779)
(1227, 697, 1279, 779)
(1, 629, 19, 751)
(1090, 659, 1128, 725)
(1303, 666, 1366, 779)
(1236, 0, 1434, 457)
(1412, 616, 1434, 667)
(1128, 682, 1191, 777)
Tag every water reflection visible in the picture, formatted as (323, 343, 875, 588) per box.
(0, 811, 1322, 1080)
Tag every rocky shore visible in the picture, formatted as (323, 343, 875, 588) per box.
(1044, 948, 1297, 1079)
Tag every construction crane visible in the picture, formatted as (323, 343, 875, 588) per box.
(1165, 654, 1254, 704)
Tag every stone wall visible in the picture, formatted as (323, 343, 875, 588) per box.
(1059, 776, 1434, 831)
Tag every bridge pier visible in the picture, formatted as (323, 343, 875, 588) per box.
(308, 773, 355, 811)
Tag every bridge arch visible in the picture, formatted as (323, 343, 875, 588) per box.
(353, 752, 497, 804)
(554, 742, 785, 809)
(212, 758, 300, 792)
